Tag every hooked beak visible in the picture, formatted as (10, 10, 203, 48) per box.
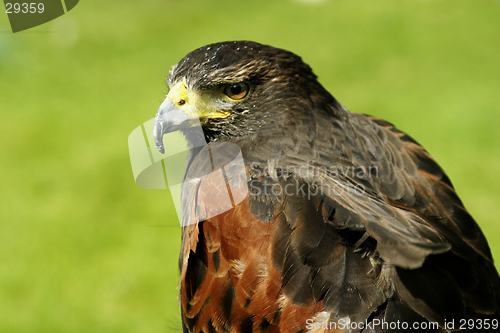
(153, 98, 195, 154)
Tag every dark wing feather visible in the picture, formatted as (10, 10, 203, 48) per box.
(246, 112, 500, 330)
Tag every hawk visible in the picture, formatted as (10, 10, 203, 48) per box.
(153, 41, 500, 332)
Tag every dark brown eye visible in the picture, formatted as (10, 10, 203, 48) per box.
(224, 82, 250, 100)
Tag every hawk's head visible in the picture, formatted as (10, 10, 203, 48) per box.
(154, 41, 341, 153)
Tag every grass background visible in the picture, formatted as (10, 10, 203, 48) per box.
(0, 0, 499, 332)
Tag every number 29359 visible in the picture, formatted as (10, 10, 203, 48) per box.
(5, 3, 45, 14)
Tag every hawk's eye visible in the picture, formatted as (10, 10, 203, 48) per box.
(223, 82, 250, 100)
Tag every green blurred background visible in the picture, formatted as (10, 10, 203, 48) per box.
(0, 0, 499, 332)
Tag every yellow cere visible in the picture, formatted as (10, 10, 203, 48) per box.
(167, 81, 189, 108)
(167, 81, 230, 120)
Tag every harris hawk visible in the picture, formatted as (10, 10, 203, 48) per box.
(153, 41, 500, 332)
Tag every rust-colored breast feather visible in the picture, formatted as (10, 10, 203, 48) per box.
(180, 173, 328, 332)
